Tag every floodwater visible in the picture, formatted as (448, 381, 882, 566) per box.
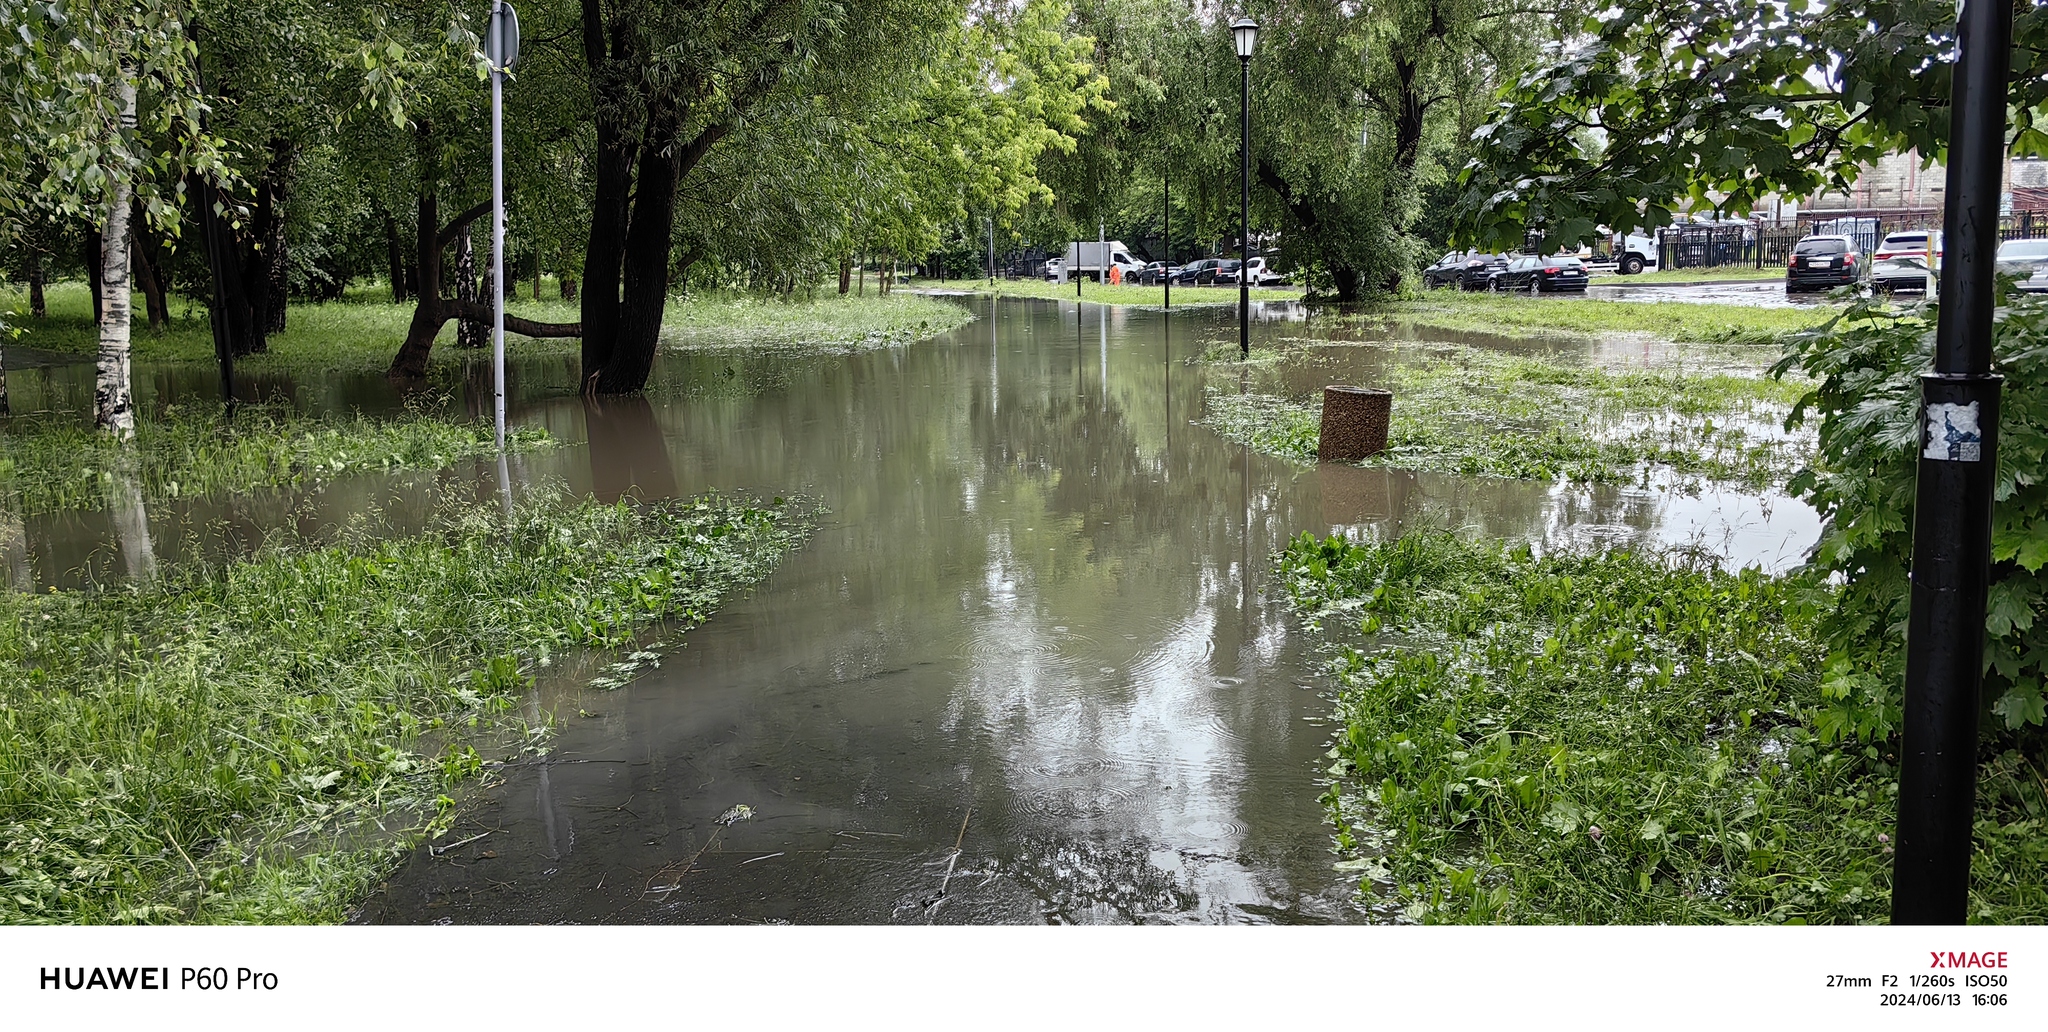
(3, 298, 1821, 923)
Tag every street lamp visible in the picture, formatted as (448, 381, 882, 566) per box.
(1231, 17, 1258, 359)
(485, 1, 519, 451)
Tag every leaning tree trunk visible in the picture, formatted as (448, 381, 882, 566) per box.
(584, 110, 684, 395)
(95, 68, 138, 439)
(386, 183, 581, 379)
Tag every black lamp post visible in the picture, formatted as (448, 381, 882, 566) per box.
(1891, 0, 2009, 925)
(1232, 16, 1258, 359)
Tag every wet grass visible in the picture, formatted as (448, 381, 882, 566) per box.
(925, 276, 1304, 307)
(3, 282, 973, 370)
(1282, 532, 2048, 924)
(1367, 290, 1835, 346)
(0, 401, 552, 515)
(1200, 343, 1811, 490)
(0, 490, 811, 923)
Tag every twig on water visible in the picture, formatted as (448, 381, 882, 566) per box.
(924, 807, 974, 922)
(429, 830, 493, 857)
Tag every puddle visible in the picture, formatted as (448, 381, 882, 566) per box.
(4, 296, 1823, 922)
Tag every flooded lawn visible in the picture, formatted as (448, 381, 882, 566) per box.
(5, 297, 1821, 923)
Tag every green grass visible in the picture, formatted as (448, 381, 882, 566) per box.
(1283, 532, 2048, 924)
(2, 281, 974, 370)
(1368, 290, 1836, 346)
(0, 401, 552, 515)
(0, 490, 810, 923)
(1201, 343, 1811, 490)
(923, 276, 1304, 307)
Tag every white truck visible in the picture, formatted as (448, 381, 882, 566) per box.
(1062, 240, 1146, 282)
(1611, 232, 1659, 275)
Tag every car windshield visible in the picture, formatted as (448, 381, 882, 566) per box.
(1218, 260, 1240, 270)
(1794, 238, 1848, 255)
(2000, 239, 2048, 259)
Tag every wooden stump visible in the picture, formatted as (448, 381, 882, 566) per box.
(1318, 385, 1391, 462)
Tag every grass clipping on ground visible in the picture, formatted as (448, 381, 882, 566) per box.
(0, 402, 552, 515)
(0, 491, 809, 923)
(1202, 343, 1812, 490)
(1283, 532, 2048, 924)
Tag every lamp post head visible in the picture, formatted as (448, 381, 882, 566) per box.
(1231, 17, 1258, 60)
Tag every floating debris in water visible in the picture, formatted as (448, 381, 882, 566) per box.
(715, 804, 755, 826)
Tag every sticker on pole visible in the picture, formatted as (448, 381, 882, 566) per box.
(1924, 401, 1983, 462)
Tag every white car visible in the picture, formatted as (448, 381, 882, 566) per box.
(1043, 258, 1065, 281)
(1234, 257, 1286, 286)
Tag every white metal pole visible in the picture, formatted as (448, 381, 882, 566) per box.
(491, 0, 507, 451)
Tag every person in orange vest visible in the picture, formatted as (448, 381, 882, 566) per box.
(1109, 263, 1122, 285)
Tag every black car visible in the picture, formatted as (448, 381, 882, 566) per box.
(1136, 261, 1179, 286)
(1458, 253, 1511, 290)
(1786, 235, 1865, 293)
(1197, 259, 1240, 286)
(1421, 251, 1470, 289)
(1171, 259, 1218, 285)
(1489, 254, 1590, 293)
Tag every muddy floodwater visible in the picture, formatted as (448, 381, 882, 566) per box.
(6, 297, 1821, 923)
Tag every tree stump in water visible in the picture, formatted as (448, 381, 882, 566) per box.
(1318, 385, 1391, 462)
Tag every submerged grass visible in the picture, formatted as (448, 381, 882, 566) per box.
(0, 490, 810, 923)
(1201, 343, 1811, 490)
(0, 401, 551, 515)
(3, 282, 973, 369)
(1282, 532, 2048, 924)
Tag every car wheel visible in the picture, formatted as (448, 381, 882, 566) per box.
(1620, 254, 1645, 275)
(1488, 277, 1501, 293)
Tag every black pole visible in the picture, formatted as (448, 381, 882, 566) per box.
(1891, 0, 2009, 926)
(1239, 54, 1251, 359)
(1164, 176, 1171, 309)
(987, 216, 995, 284)
(1075, 238, 1081, 298)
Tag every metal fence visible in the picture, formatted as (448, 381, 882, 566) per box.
(1643, 210, 2048, 271)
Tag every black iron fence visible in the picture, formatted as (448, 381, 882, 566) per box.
(1646, 210, 2048, 271)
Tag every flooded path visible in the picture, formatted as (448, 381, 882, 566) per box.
(6, 298, 1821, 923)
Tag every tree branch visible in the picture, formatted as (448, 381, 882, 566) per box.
(436, 200, 494, 249)
(447, 298, 582, 338)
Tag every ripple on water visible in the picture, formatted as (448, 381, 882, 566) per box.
(1026, 756, 1116, 780)
(1014, 783, 1144, 821)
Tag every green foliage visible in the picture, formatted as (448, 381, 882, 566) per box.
(0, 0, 235, 239)
(1775, 294, 2048, 738)
(1285, 531, 2048, 924)
(0, 491, 809, 923)
(1454, 0, 2048, 249)
(0, 401, 550, 515)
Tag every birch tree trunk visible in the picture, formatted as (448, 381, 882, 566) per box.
(95, 66, 138, 439)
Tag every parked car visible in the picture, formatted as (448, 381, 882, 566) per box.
(1458, 253, 1511, 290)
(1171, 258, 1218, 285)
(1216, 257, 1284, 286)
(1872, 255, 1935, 293)
(1136, 261, 1180, 286)
(1995, 237, 2048, 280)
(1488, 254, 1590, 293)
(1421, 251, 1470, 289)
(1043, 258, 1066, 281)
(1874, 230, 1942, 262)
(1198, 259, 1240, 285)
(1785, 235, 1865, 293)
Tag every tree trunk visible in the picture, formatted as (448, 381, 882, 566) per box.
(96, 68, 138, 438)
(531, 252, 541, 302)
(1256, 157, 1363, 303)
(584, 109, 684, 395)
(385, 211, 409, 302)
(838, 257, 851, 295)
(85, 229, 104, 325)
(455, 228, 484, 349)
(131, 207, 170, 330)
(387, 187, 580, 379)
(26, 252, 44, 318)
